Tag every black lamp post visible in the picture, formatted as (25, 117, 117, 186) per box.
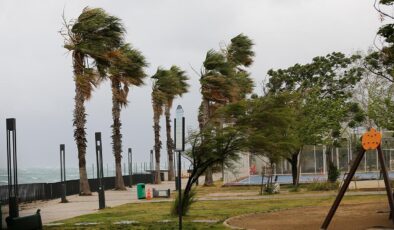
(6, 118, 19, 218)
(60, 144, 67, 203)
(150, 149, 153, 171)
(174, 105, 185, 230)
(95, 132, 105, 209)
(128, 148, 132, 188)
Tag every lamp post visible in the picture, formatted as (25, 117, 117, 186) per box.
(6, 118, 19, 218)
(95, 132, 105, 209)
(128, 148, 133, 188)
(60, 144, 67, 203)
(174, 105, 185, 230)
(150, 149, 153, 171)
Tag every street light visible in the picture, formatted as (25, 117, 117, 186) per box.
(128, 148, 132, 188)
(174, 105, 185, 230)
(60, 144, 67, 203)
(95, 132, 105, 209)
(6, 118, 19, 218)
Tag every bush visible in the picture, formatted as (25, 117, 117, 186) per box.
(328, 161, 340, 182)
(307, 180, 339, 191)
(171, 189, 197, 216)
(288, 185, 300, 192)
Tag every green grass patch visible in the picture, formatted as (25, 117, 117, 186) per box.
(45, 194, 385, 230)
(307, 181, 339, 191)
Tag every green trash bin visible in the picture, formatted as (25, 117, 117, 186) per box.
(137, 183, 146, 199)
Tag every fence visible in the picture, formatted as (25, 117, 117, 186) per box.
(0, 174, 153, 205)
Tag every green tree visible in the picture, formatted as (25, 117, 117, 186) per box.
(266, 52, 364, 185)
(61, 7, 125, 195)
(108, 44, 147, 190)
(198, 34, 254, 185)
(176, 125, 246, 215)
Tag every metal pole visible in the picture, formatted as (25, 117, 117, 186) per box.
(365, 152, 367, 172)
(178, 150, 182, 230)
(95, 132, 105, 209)
(314, 145, 317, 174)
(321, 148, 366, 229)
(323, 145, 327, 175)
(7, 118, 19, 218)
(128, 148, 132, 188)
(150, 150, 153, 171)
(377, 145, 394, 223)
(60, 144, 67, 203)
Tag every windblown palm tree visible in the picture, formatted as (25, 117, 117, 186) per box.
(151, 70, 167, 184)
(61, 7, 125, 195)
(108, 44, 147, 190)
(199, 34, 254, 185)
(151, 67, 189, 183)
(163, 66, 189, 181)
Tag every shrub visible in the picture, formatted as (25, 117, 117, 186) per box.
(307, 180, 339, 191)
(171, 189, 197, 216)
(288, 185, 300, 192)
(328, 161, 340, 182)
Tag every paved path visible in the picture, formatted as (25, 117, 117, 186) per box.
(1, 180, 178, 226)
(0, 176, 388, 226)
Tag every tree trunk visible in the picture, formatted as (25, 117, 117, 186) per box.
(73, 51, 91, 195)
(165, 103, 175, 181)
(112, 79, 126, 190)
(153, 106, 162, 184)
(204, 167, 214, 186)
(289, 153, 299, 186)
(200, 99, 214, 186)
(288, 148, 303, 186)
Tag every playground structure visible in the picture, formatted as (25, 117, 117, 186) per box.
(321, 128, 394, 229)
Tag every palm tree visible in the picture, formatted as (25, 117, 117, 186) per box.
(150, 67, 188, 183)
(151, 70, 167, 184)
(61, 7, 125, 195)
(163, 66, 189, 181)
(108, 44, 147, 190)
(199, 34, 254, 185)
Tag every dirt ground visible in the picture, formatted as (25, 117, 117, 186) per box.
(227, 202, 394, 230)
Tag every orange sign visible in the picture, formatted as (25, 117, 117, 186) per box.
(361, 128, 382, 150)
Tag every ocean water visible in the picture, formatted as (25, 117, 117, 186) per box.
(0, 167, 119, 185)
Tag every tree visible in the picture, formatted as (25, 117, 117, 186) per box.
(175, 125, 246, 215)
(151, 70, 166, 184)
(108, 44, 147, 190)
(161, 67, 189, 181)
(198, 34, 254, 185)
(266, 52, 364, 185)
(219, 93, 300, 187)
(151, 66, 189, 183)
(61, 7, 124, 195)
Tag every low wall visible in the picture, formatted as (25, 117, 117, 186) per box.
(0, 174, 153, 204)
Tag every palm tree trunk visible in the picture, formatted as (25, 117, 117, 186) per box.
(73, 51, 91, 195)
(112, 79, 126, 190)
(165, 103, 175, 181)
(200, 98, 214, 186)
(153, 105, 162, 184)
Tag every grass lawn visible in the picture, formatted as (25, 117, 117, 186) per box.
(45, 190, 387, 229)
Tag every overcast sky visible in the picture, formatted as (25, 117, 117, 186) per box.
(0, 0, 382, 170)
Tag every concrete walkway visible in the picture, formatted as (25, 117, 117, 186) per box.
(0, 177, 388, 226)
(1, 180, 178, 226)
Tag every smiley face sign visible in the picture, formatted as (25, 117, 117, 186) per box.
(361, 128, 382, 150)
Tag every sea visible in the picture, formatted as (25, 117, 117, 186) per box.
(0, 167, 117, 185)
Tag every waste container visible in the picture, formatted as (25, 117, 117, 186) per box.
(137, 183, 146, 199)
